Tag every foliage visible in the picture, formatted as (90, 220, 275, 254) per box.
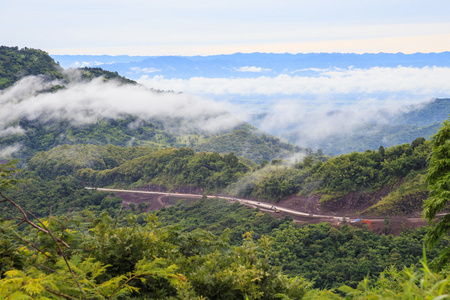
(28, 144, 159, 179)
(26, 137, 433, 215)
(0, 46, 63, 89)
(317, 139, 430, 196)
(0, 172, 121, 219)
(30, 145, 252, 192)
(156, 197, 450, 290)
(1, 117, 176, 161)
(363, 170, 428, 215)
(3, 162, 450, 298)
(270, 222, 449, 289)
(336, 263, 450, 299)
(0, 160, 21, 192)
(225, 138, 429, 212)
(194, 128, 303, 164)
(424, 118, 450, 260)
(156, 197, 292, 245)
(78, 67, 137, 85)
(0, 197, 312, 299)
(228, 157, 323, 201)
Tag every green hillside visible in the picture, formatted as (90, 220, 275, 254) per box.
(0, 46, 136, 89)
(2, 115, 299, 164)
(2, 158, 450, 298)
(284, 98, 450, 155)
(194, 128, 302, 163)
(1, 116, 180, 160)
(28, 145, 251, 192)
(77, 66, 137, 85)
(26, 136, 430, 215)
(0, 46, 63, 89)
(392, 98, 450, 126)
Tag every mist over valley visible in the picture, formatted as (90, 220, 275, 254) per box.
(49, 52, 450, 155)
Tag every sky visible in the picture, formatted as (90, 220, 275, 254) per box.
(2, 0, 450, 56)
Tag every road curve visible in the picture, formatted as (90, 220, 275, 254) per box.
(86, 187, 347, 220)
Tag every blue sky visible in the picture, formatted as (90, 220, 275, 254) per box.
(2, 0, 450, 55)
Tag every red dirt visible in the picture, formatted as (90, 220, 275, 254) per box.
(114, 191, 168, 212)
(111, 190, 427, 236)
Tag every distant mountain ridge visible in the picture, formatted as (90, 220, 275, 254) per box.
(281, 98, 449, 155)
(51, 52, 450, 80)
(389, 98, 450, 126)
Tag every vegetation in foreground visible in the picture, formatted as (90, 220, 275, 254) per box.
(1, 161, 450, 299)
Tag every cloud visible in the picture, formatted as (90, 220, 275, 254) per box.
(0, 75, 59, 103)
(0, 143, 22, 158)
(130, 67, 161, 74)
(70, 61, 104, 68)
(0, 74, 242, 138)
(0, 126, 25, 138)
(291, 68, 330, 73)
(252, 98, 398, 141)
(137, 66, 450, 97)
(1, 66, 446, 158)
(235, 66, 271, 73)
(138, 66, 449, 150)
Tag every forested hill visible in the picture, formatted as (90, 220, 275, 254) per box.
(0, 46, 135, 89)
(282, 98, 449, 155)
(391, 97, 450, 126)
(193, 128, 302, 163)
(0, 46, 63, 89)
(26, 136, 430, 216)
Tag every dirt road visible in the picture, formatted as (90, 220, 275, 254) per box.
(87, 187, 428, 235)
(88, 187, 357, 220)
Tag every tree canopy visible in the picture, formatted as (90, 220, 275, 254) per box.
(424, 118, 450, 249)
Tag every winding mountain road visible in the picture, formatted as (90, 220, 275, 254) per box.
(85, 187, 432, 234)
(86, 187, 349, 220)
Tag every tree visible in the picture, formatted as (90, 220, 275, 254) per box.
(423, 118, 450, 249)
(138, 202, 149, 213)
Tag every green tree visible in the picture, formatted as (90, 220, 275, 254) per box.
(424, 118, 450, 251)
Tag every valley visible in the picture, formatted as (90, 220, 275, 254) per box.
(1, 46, 450, 299)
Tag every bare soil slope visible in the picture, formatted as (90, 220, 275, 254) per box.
(111, 190, 427, 236)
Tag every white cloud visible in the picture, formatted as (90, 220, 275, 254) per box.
(69, 61, 104, 68)
(291, 68, 330, 73)
(130, 67, 161, 74)
(138, 66, 450, 148)
(0, 143, 22, 158)
(0, 127, 25, 138)
(138, 66, 450, 97)
(0, 75, 242, 137)
(235, 66, 271, 73)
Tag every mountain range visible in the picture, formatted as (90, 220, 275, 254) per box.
(52, 52, 450, 80)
